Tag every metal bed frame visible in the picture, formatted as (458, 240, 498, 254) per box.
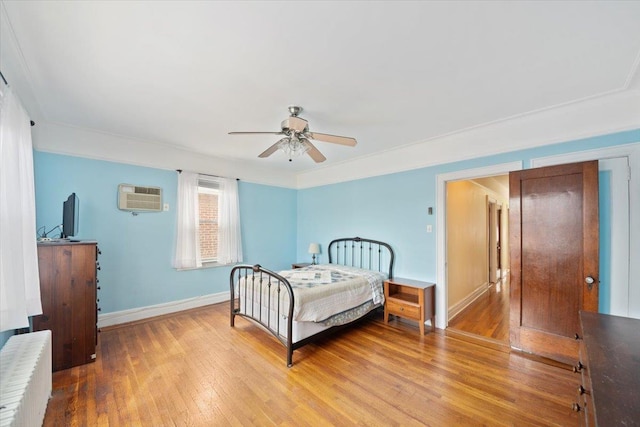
(230, 237, 394, 367)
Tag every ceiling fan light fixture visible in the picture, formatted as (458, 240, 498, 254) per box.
(277, 135, 309, 161)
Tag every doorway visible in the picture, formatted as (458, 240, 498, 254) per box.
(445, 175, 510, 343)
(436, 145, 637, 358)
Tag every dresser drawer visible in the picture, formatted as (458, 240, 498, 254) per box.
(386, 298, 421, 319)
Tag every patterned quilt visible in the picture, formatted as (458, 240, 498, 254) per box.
(278, 264, 387, 324)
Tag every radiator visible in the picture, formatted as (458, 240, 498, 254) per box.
(0, 330, 52, 427)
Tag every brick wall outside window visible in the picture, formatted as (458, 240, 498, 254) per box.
(198, 191, 218, 260)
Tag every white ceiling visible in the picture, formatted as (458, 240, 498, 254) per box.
(2, 1, 640, 180)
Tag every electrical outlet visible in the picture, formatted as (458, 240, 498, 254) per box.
(426, 225, 433, 233)
(163, 203, 169, 212)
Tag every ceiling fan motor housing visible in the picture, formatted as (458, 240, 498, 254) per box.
(281, 116, 308, 133)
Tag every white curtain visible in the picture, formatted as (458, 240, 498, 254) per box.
(217, 177, 243, 264)
(0, 83, 42, 332)
(173, 173, 243, 268)
(172, 171, 201, 269)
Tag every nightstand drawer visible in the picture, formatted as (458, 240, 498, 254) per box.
(386, 298, 420, 319)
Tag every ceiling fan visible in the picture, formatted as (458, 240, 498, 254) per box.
(228, 106, 357, 163)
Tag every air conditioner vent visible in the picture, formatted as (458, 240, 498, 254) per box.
(134, 186, 161, 195)
(118, 184, 162, 212)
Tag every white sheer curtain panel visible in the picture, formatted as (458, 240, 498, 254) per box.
(217, 177, 243, 264)
(0, 84, 42, 332)
(172, 171, 201, 269)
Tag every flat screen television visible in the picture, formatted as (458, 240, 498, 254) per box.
(61, 193, 79, 238)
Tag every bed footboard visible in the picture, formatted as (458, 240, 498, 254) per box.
(230, 264, 296, 366)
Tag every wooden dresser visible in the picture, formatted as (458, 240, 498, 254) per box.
(574, 311, 640, 426)
(33, 241, 99, 371)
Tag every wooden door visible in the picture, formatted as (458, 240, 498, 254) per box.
(509, 161, 599, 364)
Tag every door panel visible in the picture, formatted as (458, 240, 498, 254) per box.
(509, 160, 598, 364)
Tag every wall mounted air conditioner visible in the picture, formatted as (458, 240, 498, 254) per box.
(118, 184, 162, 212)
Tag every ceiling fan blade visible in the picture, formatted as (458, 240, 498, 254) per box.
(305, 141, 326, 163)
(307, 132, 357, 146)
(258, 142, 281, 158)
(229, 131, 284, 136)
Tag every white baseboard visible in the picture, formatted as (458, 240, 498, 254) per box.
(98, 292, 230, 328)
(448, 282, 491, 321)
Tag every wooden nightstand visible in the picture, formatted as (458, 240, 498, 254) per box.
(384, 277, 435, 335)
(291, 262, 311, 269)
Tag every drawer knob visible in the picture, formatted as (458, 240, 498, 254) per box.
(574, 333, 581, 340)
(578, 385, 587, 395)
(572, 403, 581, 412)
(573, 361, 584, 373)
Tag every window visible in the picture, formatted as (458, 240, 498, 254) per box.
(198, 182, 219, 262)
(173, 172, 242, 269)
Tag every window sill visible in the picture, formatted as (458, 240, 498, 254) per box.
(175, 261, 238, 271)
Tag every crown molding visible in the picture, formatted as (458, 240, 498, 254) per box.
(32, 121, 298, 188)
(296, 89, 640, 189)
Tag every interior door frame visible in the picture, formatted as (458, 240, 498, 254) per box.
(487, 197, 501, 284)
(497, 205, 503, 276)
(531, 142, 640, 318)
(436, 161, 523, 330)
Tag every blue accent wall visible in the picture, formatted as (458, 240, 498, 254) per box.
(26, 128, 638, 325)
(296, 129, 640, 313)
(598, 170, 612, 313)
(33, 152, 296, 314)
(0, 330, 13, 349)
(0, 129, 630, 352)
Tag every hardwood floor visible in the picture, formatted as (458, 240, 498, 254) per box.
(448, 276, 510, 342)
(44, 302, 580, 426)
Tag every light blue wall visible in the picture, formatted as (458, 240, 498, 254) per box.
(0, 330, 13, 349)
(598, 170, 612, 313)
(33, 152, 297, 314)
(20, 127, 639, 332)
(2, 128, 637, 350)
(296, 129, 640, 314)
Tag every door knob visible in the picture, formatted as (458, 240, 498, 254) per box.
(585, 276, 596, 290)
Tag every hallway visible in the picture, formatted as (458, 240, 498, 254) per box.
(448, 276, 510, 342)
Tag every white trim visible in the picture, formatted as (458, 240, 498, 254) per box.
(24, 89, 637, 191)
(297, 90, 640, 189)
(448, 282, 491, 321)
(532, 142, 640, 319)
(97, 291, 230, 328)
(531, 142, 640, 168)
(436, 161, 523, 330)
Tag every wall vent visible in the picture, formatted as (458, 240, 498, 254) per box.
(118, 184, 162, 212)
